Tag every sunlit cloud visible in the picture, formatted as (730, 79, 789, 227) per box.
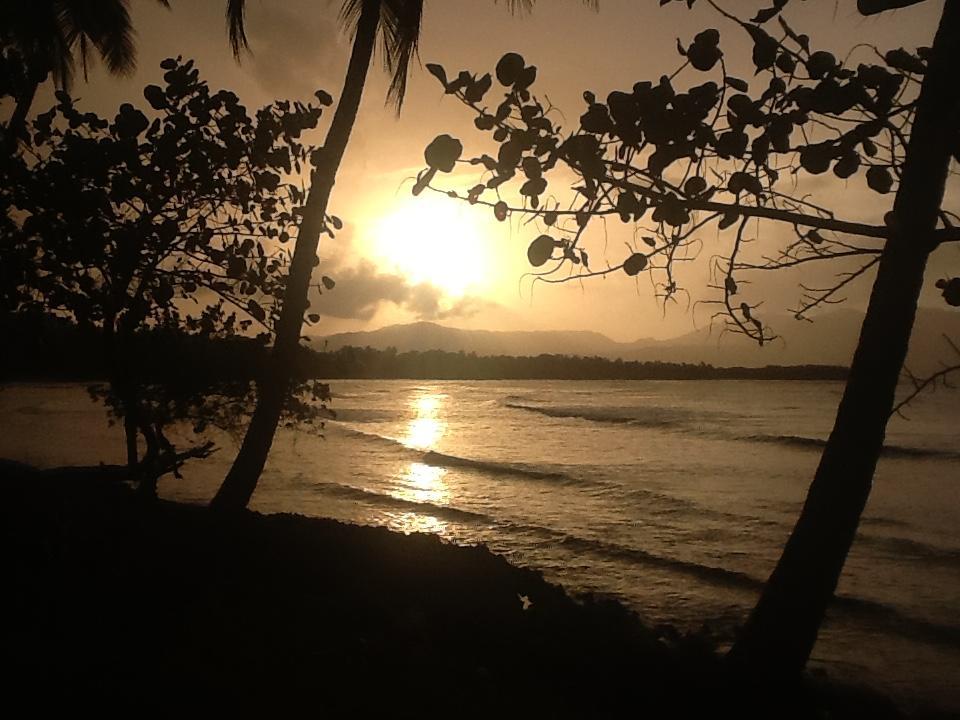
(310, 260, 494, 321)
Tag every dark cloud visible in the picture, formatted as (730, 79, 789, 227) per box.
(242, 2, 345, 100)
(310, 260, 493, 321)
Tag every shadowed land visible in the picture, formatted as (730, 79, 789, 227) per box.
(2, 461, 945, 718)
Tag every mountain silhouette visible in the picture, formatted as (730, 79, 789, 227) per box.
(313, 308, 958, 372)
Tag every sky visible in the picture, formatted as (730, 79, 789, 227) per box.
(29, 0, 955, 342)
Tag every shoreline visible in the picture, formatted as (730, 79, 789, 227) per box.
(1, 460, 942, 717)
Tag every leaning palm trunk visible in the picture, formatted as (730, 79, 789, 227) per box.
(4, 78, 39, 155)
(210, 0, 380, 511)
(727, 0, 960, 676)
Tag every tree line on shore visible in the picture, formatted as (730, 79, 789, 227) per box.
(2, 312, 847, 382)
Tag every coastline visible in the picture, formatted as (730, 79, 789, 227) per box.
(1, 460, 936, 718)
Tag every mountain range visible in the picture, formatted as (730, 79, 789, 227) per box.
(312, 308, 958, 373)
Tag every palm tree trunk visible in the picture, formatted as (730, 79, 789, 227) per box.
(4, 78, 39, 155)
(210, 0, 381, 511)
(727, 0, 960, 676)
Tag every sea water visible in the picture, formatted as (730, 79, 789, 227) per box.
(2, 379, 958, 712)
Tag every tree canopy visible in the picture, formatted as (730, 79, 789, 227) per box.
(419, 6, 959, 343)
(2, 57, 334, 482)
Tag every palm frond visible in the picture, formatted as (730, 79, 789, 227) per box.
(59, 0, 137, 77)
(51, 28, 73, 90)
(340, 0, 422, 111)
(1, 0, 167, 90)
(226, 0, 250, 59)
(379, 0, 423, 111)
(339, 0, 365, 35)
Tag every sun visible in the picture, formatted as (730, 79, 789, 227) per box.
(369, 195, 491, 296)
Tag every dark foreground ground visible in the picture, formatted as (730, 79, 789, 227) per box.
(0, 461, 934, 718)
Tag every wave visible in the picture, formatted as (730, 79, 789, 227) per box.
(421, 450, 598, 488)
(505, 404, 957, 460)
(857, 533, 960, 569)
(311, 479, 960, 649)
(742, 433, 960, 460)
(309, 477, 759, 590)
(330, 408, 397, 424)
(506, 402, 690, 428)
(859, 515, 911, 530)
(333, 421, 795, 532)
(330, 423, 417, 450)
(331, 422, 603, 489)
(556, 533, 763, 590)
(547, 531, 960, 650)
(827, 594, 960, 651)
(312, 482, 496, 526)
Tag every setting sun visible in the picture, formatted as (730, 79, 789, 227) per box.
(369, 195, 491, 296)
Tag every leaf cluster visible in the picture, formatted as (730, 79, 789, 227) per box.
(4, 56, 325, 337)
(418, 7, 950, 343)
(1, 57, 335, 468)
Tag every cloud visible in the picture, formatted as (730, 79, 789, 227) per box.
(242, 2, 345, 100)
(310, 260, 493, 321)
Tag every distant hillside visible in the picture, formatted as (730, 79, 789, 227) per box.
(313, 321, 629, 358)
(305, 346, 847, 381)
(313, 308, 958, 373)
(616, 308, 958, 372)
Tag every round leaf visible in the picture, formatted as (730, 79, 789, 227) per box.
(496, 53, 525, 86)
(143, 85, 167, 110)
(684, 176, 707, 197)
(806, 51, 836, 80)
(527, 235, 555, 267)
(866, 166, 893, 194)
(424, 134, 463, 173)
(623, 253, 648, 276)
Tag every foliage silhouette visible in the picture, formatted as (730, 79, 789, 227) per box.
(422, 0, 959, 677)
(0, 0, 170, 153)
(1, 59, 331, 492)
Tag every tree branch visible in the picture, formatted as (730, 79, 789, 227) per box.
(892, 336, 960, 417)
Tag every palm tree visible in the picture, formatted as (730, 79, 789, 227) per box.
(212, 0, 596, 511)
(728, 0, 959, 676)
(0, 0, 169, 152)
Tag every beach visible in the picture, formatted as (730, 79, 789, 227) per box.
(4, 461, 925, 717)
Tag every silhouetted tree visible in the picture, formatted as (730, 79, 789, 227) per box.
(0, 0, 169, 153)
(293, 344, 846, 381)
(212, 0, 598, 512)
(2, 58, 331, 494)
(421, 0, 959, 677)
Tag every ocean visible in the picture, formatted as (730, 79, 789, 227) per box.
(2, 379, 958, 713)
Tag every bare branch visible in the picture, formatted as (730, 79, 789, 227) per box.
(892, 336, 960, 417)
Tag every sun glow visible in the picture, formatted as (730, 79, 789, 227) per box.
(401, 392, 447, 451)
(370, 195, 491, 296)
(393, 390, 450, 529)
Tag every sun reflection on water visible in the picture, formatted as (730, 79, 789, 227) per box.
(382, 511, 449, 536)
(401, 462, 449, 504)
(402, 392, 446, 451)
(392, 390, 450, 534)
